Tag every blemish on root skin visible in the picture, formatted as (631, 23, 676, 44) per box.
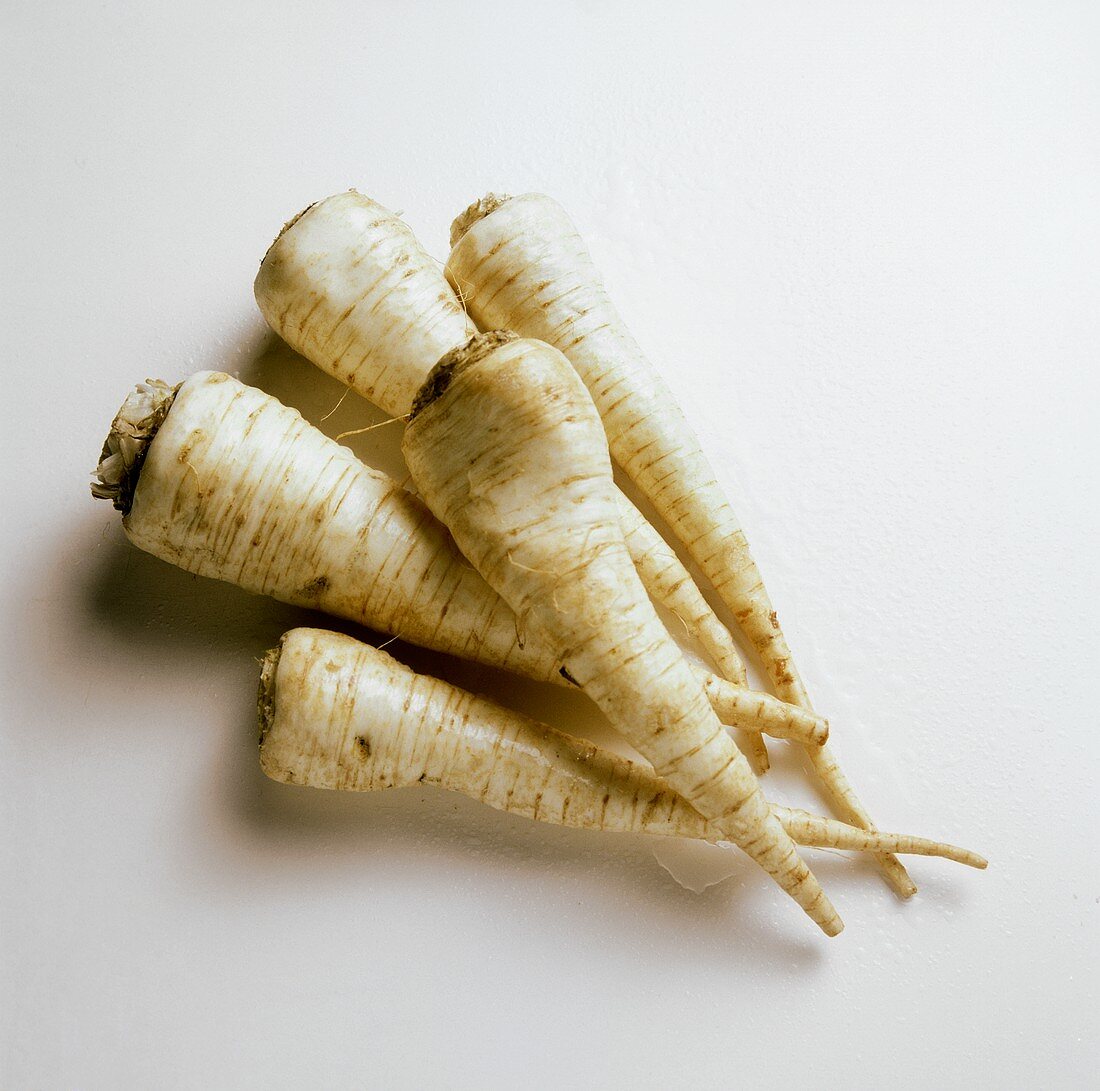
(559, 665, 579, 686)
(355, 735, 371, 759)
(299, 575, 330, 597)
(177, 430, 205, 464)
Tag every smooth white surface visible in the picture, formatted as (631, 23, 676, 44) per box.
(3, 2, 1098, 1086)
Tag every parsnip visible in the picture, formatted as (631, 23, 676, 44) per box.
(615, 493, 745, 687)
(401, 332, 841, 935)
(447, 191, 913, 896)
(91, 372, 827, 748)
(255, 191, 475, 415)
(254, 191, 756, 758)
(616, 491, 769, 773)
(260, 628, 986, 871)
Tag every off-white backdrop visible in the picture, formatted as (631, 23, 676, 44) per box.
(3, 2, 1097, 1087)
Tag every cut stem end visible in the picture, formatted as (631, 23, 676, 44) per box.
(257, 639, 283, 748)
(90, 379, 178, 514)
(409, 330, 519, 420)
(449, 192, 514, 248)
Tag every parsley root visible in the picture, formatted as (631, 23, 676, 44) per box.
(447, 192, 913, 897)
(402, 332, 841, 934)
(260, 628, 985, 870)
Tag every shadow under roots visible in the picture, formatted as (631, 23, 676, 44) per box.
(233, 332, 411, 486)
(77, 513, 572, 707)
(198, 621, 829, 964)
(80, 529, 321, 663)
(207, 691, 826, 967)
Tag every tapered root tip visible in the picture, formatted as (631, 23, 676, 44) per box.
(808, 890, 844, 936)
(954, 849, 988, 870)
(449, 192, 513, 248)
(91, 379, 178, 514)
(785, 863, 844, 936)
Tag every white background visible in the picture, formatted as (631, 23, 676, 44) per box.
(3, 1, 1098, 1086)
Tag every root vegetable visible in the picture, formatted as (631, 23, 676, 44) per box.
(91, 372, 826, 749)
(260, 627, 986, 870)
(615, 492, 745, 687)
(615, 491, 769, 773)
(401, 332, 841, 935)
(254, 190, 474, 418)
(253, 191, 753, 719)
(446, 191, 913, 897)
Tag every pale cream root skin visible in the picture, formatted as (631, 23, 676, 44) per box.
(617, 493, 745, 684)
(104, 371, 823, 747)
(254, 191, 474, 419)
(696, 673, 827, 746)
(122, 371, 548, 679)
(767, 806, 985, 869)
(260, 628, 696, 836)
(448, 192, 914, 898)
(255, 193, 749, 706)
(261, 628, 986, 870)
(446, 194, 796, 686)
(402, 336, 841, 935)
(615, 490, 771, 772)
